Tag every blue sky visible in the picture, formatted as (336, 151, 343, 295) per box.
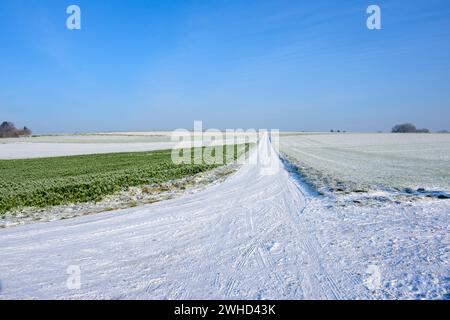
(1, 0, 449, 133)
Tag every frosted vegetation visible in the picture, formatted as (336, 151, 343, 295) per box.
(280, 133, 450, 196)
(0, 144, 250, 217)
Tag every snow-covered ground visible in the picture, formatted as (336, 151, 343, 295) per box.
(0, 135, 257, 159)
(280, 133, 450, 193)
(0, 134, 448, 299)
(0, 163, 241, 229)
(0, 142, 179, 159)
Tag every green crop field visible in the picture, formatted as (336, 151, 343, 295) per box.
(0, 144, 250, 214)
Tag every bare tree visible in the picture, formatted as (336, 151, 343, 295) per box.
(19, 126, 32, 136)
(0, 122, 32, 138)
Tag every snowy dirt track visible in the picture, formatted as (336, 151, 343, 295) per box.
(0, 135, 447, 299)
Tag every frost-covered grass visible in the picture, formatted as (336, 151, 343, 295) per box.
(0, 144, 250, 214)
(280, 133, 450, 194)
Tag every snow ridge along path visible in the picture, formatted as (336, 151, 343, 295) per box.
(0, 134, 373, 299)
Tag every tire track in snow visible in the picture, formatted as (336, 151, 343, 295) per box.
(280, 163, 374, 300)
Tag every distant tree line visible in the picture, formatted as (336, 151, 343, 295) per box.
(327, 123, 447, 133)
(391, 123, 429, 133)
(0, 121, 32, 138)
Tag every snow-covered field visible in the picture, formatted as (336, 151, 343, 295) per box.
(0, 132, 258, 159)
(0, 134, 448, 300)
(280, 133, 450, 194)
(0, 162, 241, 229)
(0, 134, 172, 144)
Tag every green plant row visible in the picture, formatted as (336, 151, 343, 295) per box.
(0, 144, 250, 214)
